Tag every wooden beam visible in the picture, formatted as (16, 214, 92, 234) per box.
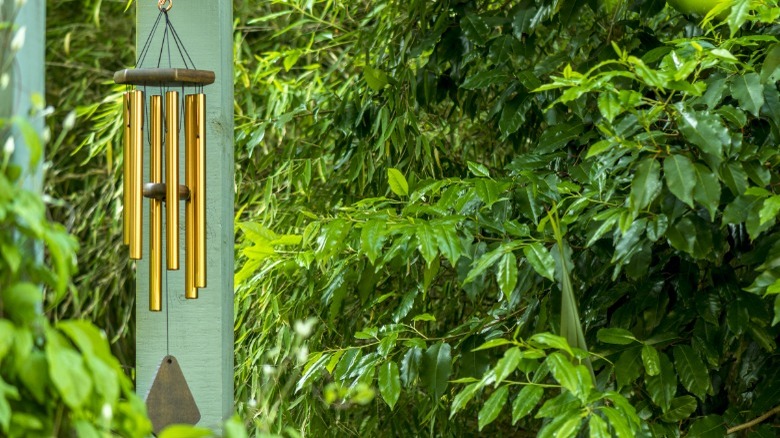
(134, 2, 234, 429)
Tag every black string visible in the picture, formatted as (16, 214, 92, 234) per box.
(136, 9, 197, 71)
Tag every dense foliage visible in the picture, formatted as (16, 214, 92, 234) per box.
(233, 0, 780, 436)
(0, 3, 151, 436)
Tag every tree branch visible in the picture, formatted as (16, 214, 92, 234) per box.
(726, 405, 780, 434)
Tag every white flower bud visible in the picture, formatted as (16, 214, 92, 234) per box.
(294, 318, 317, 338)
(101, 403, 113, 421)
(10, 26, 25, 52)
(3, 137, 14, 156)
(297, 345, 309, 364)
(262, 365, 275, 376)
(63, 111, 76, 131)
(0, 74, 8, 90)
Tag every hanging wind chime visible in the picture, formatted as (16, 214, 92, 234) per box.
(116, 0, 213, 311)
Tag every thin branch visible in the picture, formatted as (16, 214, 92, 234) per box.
(726, 405, 780, 434)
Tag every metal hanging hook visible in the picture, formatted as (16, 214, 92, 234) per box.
(157, 0, 172, 11)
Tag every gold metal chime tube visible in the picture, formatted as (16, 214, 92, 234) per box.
(194, 94, 206, 289)
(129, 90, 144, 260)
(165, 91, 180, 270)
(122, 93, 131, 246)
(149, 96, 163, 311)
(184, 95, 197, 299)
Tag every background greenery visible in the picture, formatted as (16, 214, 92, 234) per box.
(36, 0, 780, 436)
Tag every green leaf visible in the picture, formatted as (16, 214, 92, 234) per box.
(433, 223, 463, 266)
(461, 70, 511, 90)
(158, 425, 213, 438)
(546, 353, 580, 396)
(361, 219, 387, 265)
(630, 158, 661, 215)
(660, 396, 697, 422)
(387, 168, 409, 196)
(473, 338, 513, 351)
(645, 352, 676, 412)
(688, 415, 725, 437)
(450, 382, 481, 418)
(597, 92, 622, 123)
(467, 161, 491, 177)
(461, 14, 491, 45)
(364, 66, 389, 91)
(1, 282, 42, 326)
(499, 95, 529, 136)
(727, 0, 751, 37)
(494, 347, 523, 387)
(478, 386, 508, 431)
(597, 328, 636, 345)
(664, 154, 696, 208)
(730, 73, 764, 117)
(641, 345, 661, 377)
(615, 347, 643, 390)
(589, 414, 609, 438)
(536, 123, 584, 154)
(283, 49, 302, 71)
(529, 332, 573, 356)
(676, 107, 729, 158)
(760, 44, 780, 84)
(421, 342, 452, 400)
(416, 222, 439, 266)
(512, 385, 543, 424)
(693, 163, 722, 221)
(400, 347, 422, 387)
(497, 252, 518, 300)
(523, 243, 555, 281)
(759, 196, 780, 225)
(601, 407, 634, 437)
(465, 244, 509, 284)
(673, 345, 710, 400)
(45, 330, 93, 409)
(378, 361, 401, 410)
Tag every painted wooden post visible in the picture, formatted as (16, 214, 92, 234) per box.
(1, 0, 45, 191)
(134, 1, 234, 429)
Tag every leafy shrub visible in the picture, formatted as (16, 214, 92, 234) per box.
(0, 3, 151, 436)
(234, 0, 780, 436)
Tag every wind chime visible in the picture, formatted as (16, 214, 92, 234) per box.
(116, 0, 213, 311)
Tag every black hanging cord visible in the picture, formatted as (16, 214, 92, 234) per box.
(136, 9, 197, 71)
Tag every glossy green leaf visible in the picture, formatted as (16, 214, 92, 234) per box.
(600, 407, 633, 437)
(465, 244, 509, 284)
(615, 347, 643, 390)
(597, 328, 637, 345)
(730, 72, 764, 117)
(421, 342, 452, 400)
(378, 361, 401, 410)
(461, 70, 511, 89)
(529, 332, 573, 356)
(660, 396, 697, 422)
(158, 425, 213, 438)
(497, 252, 518, 300)
(693, 163, 721, 221)
(400, 347, 422, 388)
(478, 386, 508, 430)
(630, 158, 661, 215)
(676, 107, 729, 158)
(589, 414, 609, 438)
(536, 123, 584, 154)
(494, 347, 523, 386)
(360, 219, 387, 265)
(467, 161, 491, 177)
(450, 382, 481, 418)
(673, 345, 710, 400)
(364, 66, 388, 91)
(523, 243, 555, 281)
(546, 353, 580, 396)
(416, 222, 438, 266)
(512, 385, 544, 424)
(597, 92, 622, 123)
(461, 14, 491, 45)
(687, 415, 725, 437)
(46, 331, 92, 409)
(387, 168, 409, 197)
(664, 154, 696, 208)
(641, 344, 661, 377)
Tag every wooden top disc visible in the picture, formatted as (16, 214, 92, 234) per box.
(113, 68, 215, 86)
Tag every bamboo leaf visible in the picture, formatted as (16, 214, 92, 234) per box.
(478, 386, 508, 430)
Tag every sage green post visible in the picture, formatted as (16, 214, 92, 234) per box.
(134, 1, 234, 427)
(1, 0, 45, 191)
